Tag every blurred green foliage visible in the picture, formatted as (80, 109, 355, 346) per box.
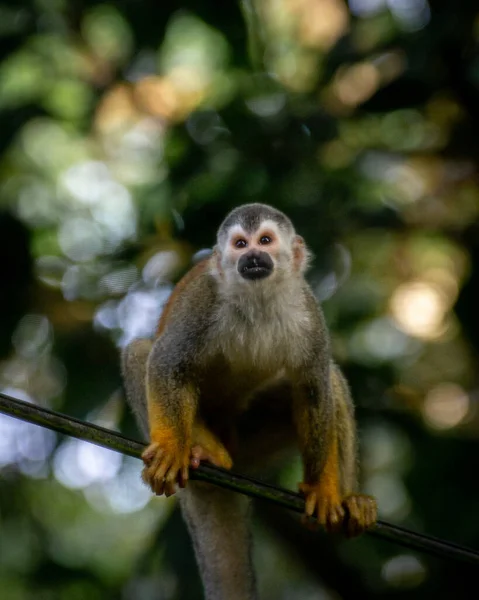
(1, 0, 479, 598)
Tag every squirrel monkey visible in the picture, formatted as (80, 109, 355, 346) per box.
(121, 204, 377, 600)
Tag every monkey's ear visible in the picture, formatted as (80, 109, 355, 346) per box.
(293, 235, 312, 273)
(211, 245, 224, 278)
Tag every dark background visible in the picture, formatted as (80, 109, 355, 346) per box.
(1, 0, 479, 598)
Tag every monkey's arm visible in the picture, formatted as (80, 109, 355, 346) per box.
(292, 301, 376, 536)
(133, 335, 232, 497)
(292, 367, 346, 532)
(139, 268, 232, 496)
(293, 367, 376, 536)
(123, 332, 232, 496)
(141, 333, 198, 496)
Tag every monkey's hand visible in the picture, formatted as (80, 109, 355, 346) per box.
(141, 424, 233, 497)
(190, 422, 233, 470)
(141, 434, 190, 498)
(299, 481, 345, 533)
(342, 494, 377, 537)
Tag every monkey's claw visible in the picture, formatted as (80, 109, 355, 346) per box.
(342, 494, 377, 537)
(141, 442, 190, 497)
(299, 482, 345, 533)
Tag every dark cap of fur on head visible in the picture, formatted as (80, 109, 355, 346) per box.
(217, 204, 294, 245)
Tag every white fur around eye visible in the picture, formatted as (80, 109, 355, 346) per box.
(258, 221, 292, 254)
(227, 225, 247, 245)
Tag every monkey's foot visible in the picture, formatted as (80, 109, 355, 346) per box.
(299, 482, 345, 533)
(141, 441, 190, 498)
(190, 424, 233, 470)
(342, 494, 377, 537)
(190, 421, 233, 469)
(190, 444, 233, 469)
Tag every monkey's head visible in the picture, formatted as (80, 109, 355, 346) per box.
(212, 204, 311, 289)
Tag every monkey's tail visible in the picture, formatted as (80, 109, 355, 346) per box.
(179, 483, 257, 600)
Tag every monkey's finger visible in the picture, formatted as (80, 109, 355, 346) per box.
(190, 446, 203, 469)
(142, 464, 157, 485)
(141, 467, 151, 487)
(148, 456, 177, 496)
(362, 501, 377, 532)
(141, 467, 164, 496)
(153, 477, 165, 496)
(164, 463, 184, 492)
(157, 463, 180, 496)
(317, 499, 329, 525)
(325, 505, 345, 534)
(164, 480, 177, 497)
(180, 464, 189, 487)
(344, 496, 376, 537)
(321, 499, 344, 532)
(345, 496, 360, 519)
(153, 456, 175, 482)
(141, 443, 161, 466)
(190, 457, 200, 469)
(363, 495, 377, 516)
(147, 447, 166, 476)
(146, 471, 164, 496)
(142, 455, 154, 468)
(143, 466, 166, 493)
(304, 492, 317, 518)
(368, 504, 378, 527)
(367, 497, 378, 525)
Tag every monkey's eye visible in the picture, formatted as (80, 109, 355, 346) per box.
(235, 239, 248, 248)
(259, 236, 272, 245)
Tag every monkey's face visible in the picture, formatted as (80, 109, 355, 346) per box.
(217, 219, 303, 287)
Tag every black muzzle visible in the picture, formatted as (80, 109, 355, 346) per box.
(238, 251, 274, 281)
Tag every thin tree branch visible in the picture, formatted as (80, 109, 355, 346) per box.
(0, 391, 478, 567)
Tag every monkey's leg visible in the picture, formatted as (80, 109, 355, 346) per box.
(179, 482, 257, 600)
(331, 363, 377, 537)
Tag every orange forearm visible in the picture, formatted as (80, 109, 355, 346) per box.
(314, 432, 341, 502)
(147, 386, 196, 450)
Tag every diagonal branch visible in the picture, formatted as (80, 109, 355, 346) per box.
(0, 390, 478, 567)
